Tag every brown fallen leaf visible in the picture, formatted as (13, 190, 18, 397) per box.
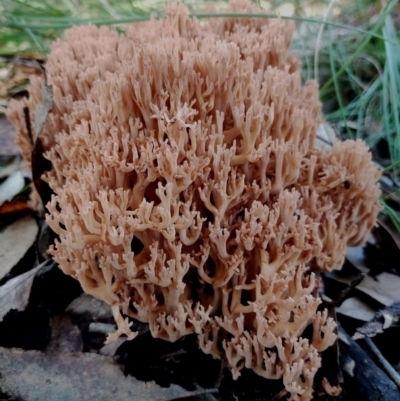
(0, 56, 44, 73)
(336, 297, 377, 322)
(0, 157, 24, 179)
(0, 347, 215, 401)
(0, 64, 29, 99)
(346, 221, 400, 277)
(0, 199, 30, 215)
(0, 171, 25, 206)
(353, 302, 400, 339)
(314, 301, 342, 398)
(363, 337, 400, 388)
(0, 117, 19, 157)
(10, 67, 54, 209)
(376, 220, 400, 250)
(33, 70, 53, 141)
(89, 322, 116, 335)
(66, 293, 113, 320)
(338, 327, 400, 400)
(345, 245, 370, 273)
(0, 262, 47, 321)
(326, 271, 400, 306)
(362, 221, 400, 276)
(36, 221, 53, 260)
(378, 217, 400, 250)
(99, 337, 127, 357)
(0, 214, 38, 281)
(189, 393, 218, 401)
(46, 314, 83, 353)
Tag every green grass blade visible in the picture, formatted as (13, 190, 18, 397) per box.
(320, 0, 398, 94)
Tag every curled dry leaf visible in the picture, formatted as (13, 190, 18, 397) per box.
(342, 359, 356, 377)
(31, 133, 53, 208)
(0, 347, 208, 401)
(315, 122, 337, 151)
(0, 214, 38, 281)
(0, 262, 46, 321)
(30, 71, 54, 208)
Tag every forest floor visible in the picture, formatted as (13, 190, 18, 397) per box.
(1, 1, 400, 400)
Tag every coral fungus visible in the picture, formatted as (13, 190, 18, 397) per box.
(7, 1, 381, 399)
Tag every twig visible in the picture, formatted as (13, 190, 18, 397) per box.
(0, 57, 44, 70)
(23, 106, 34, 145)
(166, 387, 218, 400)
(332, 273, 365, 307)
(214, 359, 227, 389)
(365, 337, 400, 389)
(160, 348, 187, 361)
(314, 0, 337, 82)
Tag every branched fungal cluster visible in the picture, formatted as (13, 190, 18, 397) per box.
(8, 1, 381, 399)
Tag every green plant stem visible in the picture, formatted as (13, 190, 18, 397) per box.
(380, 198, 400, 232)
(320, 0, 398, 94)
(382, 159, 400, 174)
(327, 24, 353, 139)
(1, 11, 399, 45)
